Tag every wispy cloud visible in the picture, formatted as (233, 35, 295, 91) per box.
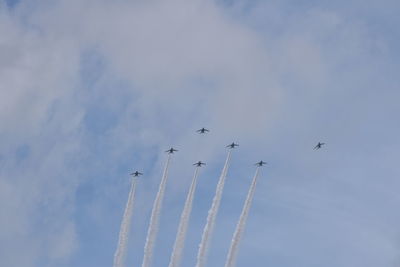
(0, 0, 399, 266)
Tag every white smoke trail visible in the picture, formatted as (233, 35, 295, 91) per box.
(113, 177, 138, 267)
(168, 168, 200, 267)
(142, 155, 172, 267)
(196, 150, 232, 267)
(224, 168, 261, 267)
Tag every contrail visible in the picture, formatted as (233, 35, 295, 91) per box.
(113, 177, 138, 267)
(224, 167, 261, 267)
(168, 167, 201, 267)
(196, 150, 232, 267)
(142, 155, 172, 267)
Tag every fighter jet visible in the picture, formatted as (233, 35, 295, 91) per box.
(314, 142, 325, 150)
(130, 171, 143, 177)
(193, 161, 206, 167)
(226, 142, 239, 149)
(196, 128, 209, 134)
(165, 147, 178, 154)
(255, 161, 267, 166)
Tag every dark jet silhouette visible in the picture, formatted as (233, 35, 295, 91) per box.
(314, 142, 325, 150)
(226, 142, 239, 149)
(196, 128, 210, 134)
(255, 161, 267, 167)
(165, 147, 178, 154)
(130, 171, 143, 177)
(193, 161, 206, 167)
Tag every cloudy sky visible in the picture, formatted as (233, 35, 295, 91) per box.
(1, 0, 400, 266)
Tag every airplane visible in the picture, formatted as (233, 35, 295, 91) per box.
(193, 161, 206, 167)
(314, 142, 325, 150)
(226, 142, 239, 149)
(196, 128, 210, 134)
(130, 171, 143, 177)
(255, 161, 267, 166)
(165, 147, 178, 154)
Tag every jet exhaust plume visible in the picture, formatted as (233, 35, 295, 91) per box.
(224, 168, 261, 267)
(168, 168, 201, 267)
(142, 155, 172, 267)
(113, 177, 138, 267)
(196, 150, 232, 267)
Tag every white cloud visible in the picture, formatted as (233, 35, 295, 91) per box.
(0, 0, 399, 266)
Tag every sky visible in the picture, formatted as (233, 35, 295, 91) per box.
(0, 0, 400, 266)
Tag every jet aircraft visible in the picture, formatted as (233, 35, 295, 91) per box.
(196, 128, 209, 134)
(130, 171, 143, 177)
(255, 161, 267, 166)
(165, 147, 178, 154)
(314, 142, 325, 150)
(226, 142, 239, 149)
(193, 161, 206, 167)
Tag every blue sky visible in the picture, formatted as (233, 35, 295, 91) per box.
(1, 0, 400, 266)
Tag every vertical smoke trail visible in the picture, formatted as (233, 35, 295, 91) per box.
(196, 150, 232, 267)
(168, 168, 200, 267)
(224, 168, 261, 267)
(113, 177, 138, 267)
(142, 155, 172, 267)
